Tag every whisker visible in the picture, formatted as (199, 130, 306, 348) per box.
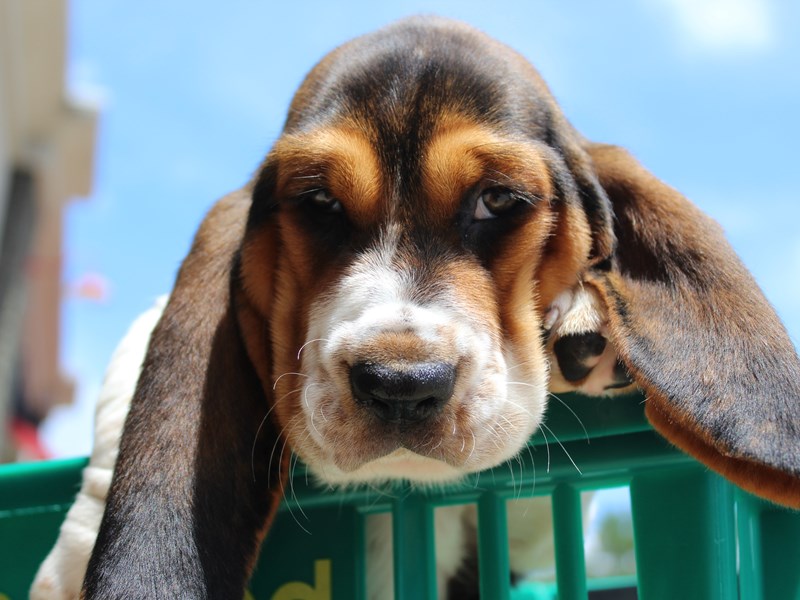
(506, 458, 517, 498)
(266, 412, 301, 489)
(537, 424, 552, 473)
(540, 422, 582, 475)
(505, 358, 541, 372)
(485, 423, 504, 450)
(279, 424, 312, 535)
(502, 395, 538, 419)
(289, 452, 310, 523)
(302, 382, 322, 409)
(525, 441, 537, 504)
(267, 419, 293, 488)
(309, 407, 322, 438)
(467, 427, 477, 463)
(415, 434, 434, 452)
(548, 391, 589, 442)
(504, 392, 588, 461)
(251, 411, 271, 483)
(297, 338, 330, 361)
(275, 387, 304, 404)
(493, 419, 511, 437)
(266, 432, 283, 489)
(498, 414, 525, 500)
(252, 387, 303, 482)
(273, 372, 310, 390)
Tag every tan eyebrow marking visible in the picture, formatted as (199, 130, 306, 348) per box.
(272, 126, 382, 225)
(422, 118, 553, 222)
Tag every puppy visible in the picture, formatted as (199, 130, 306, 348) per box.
(36, 16, 800, 599)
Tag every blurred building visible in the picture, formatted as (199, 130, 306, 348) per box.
(0, 0, 98, 460)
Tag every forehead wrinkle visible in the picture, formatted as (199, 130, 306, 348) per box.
(422, 121, 554, 222)
(272, 126, 382, 225)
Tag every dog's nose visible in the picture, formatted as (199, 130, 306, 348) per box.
(349, 361, 456, 423)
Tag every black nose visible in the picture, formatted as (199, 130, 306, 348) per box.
(349, 361, 456, 424)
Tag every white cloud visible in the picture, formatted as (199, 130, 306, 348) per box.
(67, 59, 110, 109)
(658, 0, 774, 54)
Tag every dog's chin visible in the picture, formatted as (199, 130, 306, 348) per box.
(308, 448, 467, 487)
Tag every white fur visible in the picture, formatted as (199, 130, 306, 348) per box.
(546, 285, 604, 338)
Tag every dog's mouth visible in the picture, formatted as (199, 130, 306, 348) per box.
(320, 400, 472, 474)
(333, 448, 466, 484)
(277, 350, 547, 485)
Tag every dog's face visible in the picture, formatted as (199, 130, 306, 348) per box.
(238, 20, 605, 484)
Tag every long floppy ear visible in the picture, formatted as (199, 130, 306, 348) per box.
(83, 190, 285, 597)
(583, 143, 800, 509)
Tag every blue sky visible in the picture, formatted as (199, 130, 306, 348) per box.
(43, 0, 800, 456)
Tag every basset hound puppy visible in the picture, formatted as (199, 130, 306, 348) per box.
(32, 16, 800, 599)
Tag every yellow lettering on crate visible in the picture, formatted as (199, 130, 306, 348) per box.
(271, 559, 331, 600)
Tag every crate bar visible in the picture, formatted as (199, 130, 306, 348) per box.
(283, 431, 694, 512)
(552, 483, 588, 600)
(759, 503, 800, 600)
(631, 467, 737, 600)
(477, 491, 511, 599)
(392, 492, 437, 600)
(736, 492, 764, 600)
(353, 509, 368, 600)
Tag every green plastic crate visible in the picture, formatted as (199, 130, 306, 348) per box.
(1, 393, 798, 599)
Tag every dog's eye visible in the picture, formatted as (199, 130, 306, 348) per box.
(305, 189, 343, 213)
(473, 187, 521, 220)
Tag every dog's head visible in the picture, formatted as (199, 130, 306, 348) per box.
(232, 18, 800, 500)
(236, 18, 613, 485)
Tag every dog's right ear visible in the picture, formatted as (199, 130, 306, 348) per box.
(82, 186, 287, 598)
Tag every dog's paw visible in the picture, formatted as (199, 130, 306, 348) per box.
(544, 285, 636, 396)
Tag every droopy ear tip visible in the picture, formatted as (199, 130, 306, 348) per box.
(645, 402, 800, 510)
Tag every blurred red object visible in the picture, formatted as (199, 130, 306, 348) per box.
(70, 272, 110, 302)
(10, 417, 52, 461)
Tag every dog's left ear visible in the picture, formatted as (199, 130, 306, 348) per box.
(82, 189, 286, 597)
(583, 143, 800, 509)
